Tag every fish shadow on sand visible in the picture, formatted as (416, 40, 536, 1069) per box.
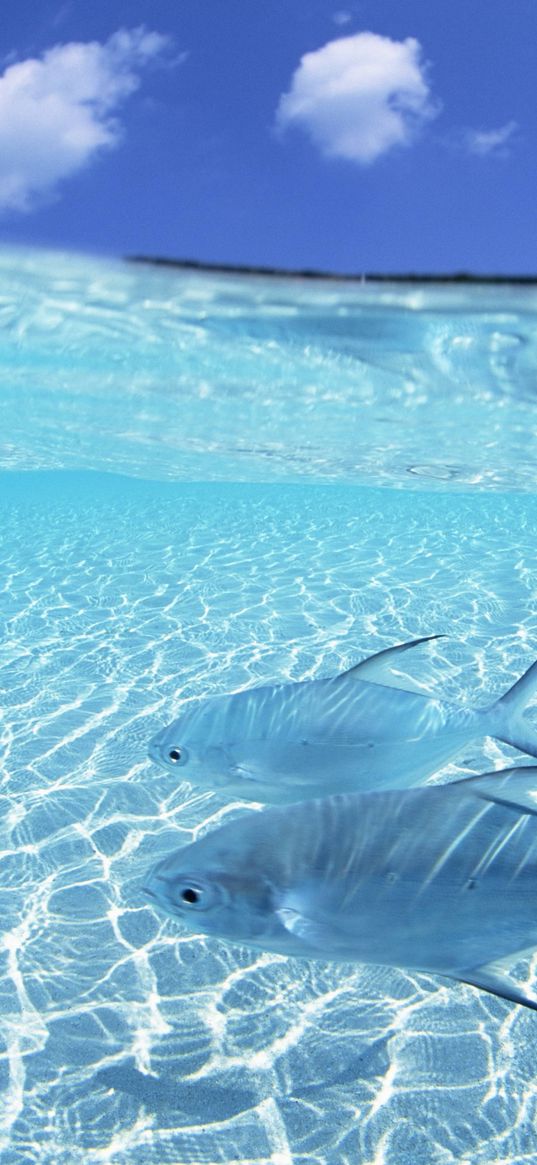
(96, 1036, 390, 1120)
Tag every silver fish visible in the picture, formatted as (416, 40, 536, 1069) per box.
(144, 765, 537, 1011)
(148, 637, 537, 802)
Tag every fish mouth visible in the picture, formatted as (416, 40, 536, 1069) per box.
(141, 877, 178, 918)
(142, 867, 170, 903)
(147, 741, 163, 765)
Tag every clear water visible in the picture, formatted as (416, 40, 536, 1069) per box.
(2, 247, 537, 1164)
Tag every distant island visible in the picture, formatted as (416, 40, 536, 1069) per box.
(127, 255, 537, 285)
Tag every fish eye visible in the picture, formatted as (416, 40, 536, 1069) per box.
(167, 746, 188, 766)
(177, 881, 211, 909)
(181, 887, 201, 904)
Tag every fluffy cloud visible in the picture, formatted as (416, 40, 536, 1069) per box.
(0, 27, 169, 213)
(464, 120, 518, 158)
(276, 32, 438, 164)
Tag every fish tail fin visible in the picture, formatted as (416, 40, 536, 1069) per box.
(457, 963, 537, 1012)
(488, 658, 537, 759)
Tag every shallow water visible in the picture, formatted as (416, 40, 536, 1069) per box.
(2, 248, 537, 1163)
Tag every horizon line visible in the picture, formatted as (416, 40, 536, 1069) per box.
(126, 255, 537, 285)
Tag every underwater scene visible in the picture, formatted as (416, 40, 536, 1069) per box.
(3, 246, 537, 1164)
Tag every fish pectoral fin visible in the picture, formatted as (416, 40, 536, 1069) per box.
(228, 765, 258, 782)
(340, 635, 445, 695)
(452, 765, 537, 816)
(276, 907, 327, 948)
(457, 961, 537, 1012)
(276, 897, 347, 951)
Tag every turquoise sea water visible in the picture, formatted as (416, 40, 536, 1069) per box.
(2, 247, 537, 1163)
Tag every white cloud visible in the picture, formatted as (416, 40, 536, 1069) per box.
(276, 31, 438, 164)
(0, 27, 170, 213)
(464, 120, 518, 158)
(332, 11, 353, 26)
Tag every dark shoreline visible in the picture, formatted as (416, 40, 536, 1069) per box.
(127, 255, 537, 285)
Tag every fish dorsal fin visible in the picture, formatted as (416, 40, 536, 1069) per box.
(458, 960, 537, 1012)
(453, 765, 537, 816)
(339, 635, 446, 695)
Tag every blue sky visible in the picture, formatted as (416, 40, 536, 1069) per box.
(0, 1, 534, 273)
